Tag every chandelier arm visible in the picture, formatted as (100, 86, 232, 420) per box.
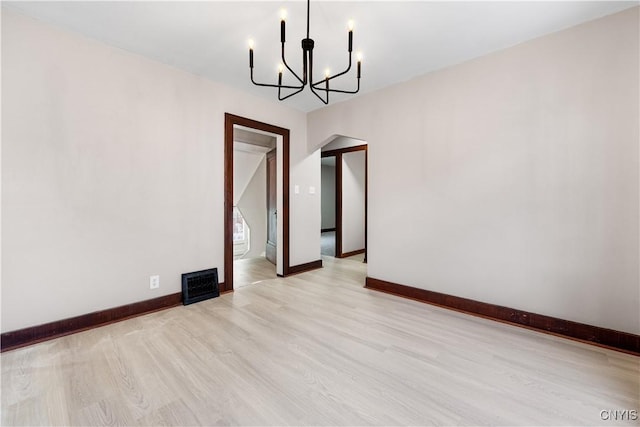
(311, 51, 353, 87)
(281, 43, 304, 85)
(279, 86, 306, 101)
(310, 56, 360, 94)
(311, 74, 360, 94)
(315, 80, 360, 95)
(251, 58, 303, 90)
(309, 84, 329, 104)
(253, 81, 304, 90)
(251, 76, 304, 91)
(307, 48, 328, 104)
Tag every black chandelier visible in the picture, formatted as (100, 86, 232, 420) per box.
(248, 0, 362, 105)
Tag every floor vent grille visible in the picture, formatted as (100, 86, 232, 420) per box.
(182, 268, 219, 305)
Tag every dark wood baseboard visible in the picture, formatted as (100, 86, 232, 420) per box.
(365, 277, 640, 356)
(218, 280, 231, 293)
(339, 249, 365, 258)
(321, 228, 336, 233)
(1, 292, 185, 352)
(287, 259, 323, 275)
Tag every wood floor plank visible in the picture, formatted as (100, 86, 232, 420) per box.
(2, 255, 639, 426)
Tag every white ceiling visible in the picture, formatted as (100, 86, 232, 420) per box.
(234, 127, 276, 154)
(4, 1, 637, 112)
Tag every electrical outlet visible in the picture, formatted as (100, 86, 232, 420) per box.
(150, 275, 160, 289)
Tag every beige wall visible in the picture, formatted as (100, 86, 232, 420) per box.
(3, 6, 638, 336)
(308, 7, 639, 334)
(1, 9, 320, 332)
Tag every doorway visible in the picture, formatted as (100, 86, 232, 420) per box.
(224, 114, 290, 292)
(321, 156, 337, 256)
(320, 138, 367, 262)
(265, 149, 277, 265)
(232, 128, 276, 288)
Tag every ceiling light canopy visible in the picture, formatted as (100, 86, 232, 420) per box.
(248, 0, 362, 105)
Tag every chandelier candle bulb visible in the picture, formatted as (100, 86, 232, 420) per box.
(248, 39, 255, 68)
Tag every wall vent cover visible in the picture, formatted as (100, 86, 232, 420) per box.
(182, 268, 219, 305)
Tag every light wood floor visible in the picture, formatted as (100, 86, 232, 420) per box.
(233, 256, 277, 289)
(2, 256, 638, 426)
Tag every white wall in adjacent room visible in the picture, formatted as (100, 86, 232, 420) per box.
(341, 151, 366, 254)
(233, 150, 265, 205)
(236, 156, 267, 260)
(321, 159, 336, 230)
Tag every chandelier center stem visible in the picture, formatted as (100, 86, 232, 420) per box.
(306, 0, 310, 39)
